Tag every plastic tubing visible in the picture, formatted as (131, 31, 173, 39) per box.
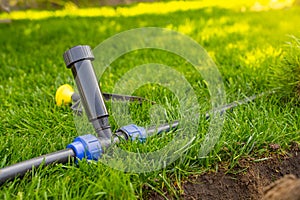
(0, 149, 75, 184)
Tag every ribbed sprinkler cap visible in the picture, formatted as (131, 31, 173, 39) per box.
(63, 45, 95, 68)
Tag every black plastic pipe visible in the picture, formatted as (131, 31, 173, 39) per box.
(0, 149, 75, 184)
(0, 122, 174, 185)
(0, 93, 263, 185)
(146, 121, 179, 136)
(0, 43, 267, 186)
(63, 45, 113, 149)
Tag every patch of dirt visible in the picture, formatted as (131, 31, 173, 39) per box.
(182, 146, 300, 200)
(148, 142, 300, 200)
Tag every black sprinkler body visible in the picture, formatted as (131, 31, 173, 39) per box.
(63, 45, 112, 149)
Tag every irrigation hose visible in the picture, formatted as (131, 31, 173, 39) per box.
(0, 44, 272, 185)
(0, 149, 75, 184)
(0, 91, 268, 185)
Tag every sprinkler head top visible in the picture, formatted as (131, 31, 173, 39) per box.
(55, 84, 74, 106)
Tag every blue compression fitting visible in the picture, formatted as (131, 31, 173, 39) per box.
(67, 124, 147, 161)
(67, 134, 102, 161)
(119, 124, 147, 143)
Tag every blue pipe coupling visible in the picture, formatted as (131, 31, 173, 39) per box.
(67, 134, 102, 161)
(67, 124, 147, 161)
(118, 124, 147, 143)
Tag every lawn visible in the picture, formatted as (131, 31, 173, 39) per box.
(0, 0, 300, 199)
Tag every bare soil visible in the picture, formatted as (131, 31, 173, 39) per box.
(150, 142, 300, 200)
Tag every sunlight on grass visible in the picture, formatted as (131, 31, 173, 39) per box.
(226, 41, 249, 52)
(98, 20, 122, 33)
(240, 45, 282, 69)
(251, 0, 294, 11)
(201, 22, 250, 41)
(166, 19, 195, 35)
(0, 0, 296, 20)
(165, 16, 250, 40)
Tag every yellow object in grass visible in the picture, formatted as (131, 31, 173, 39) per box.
(55, 84, 74, 106)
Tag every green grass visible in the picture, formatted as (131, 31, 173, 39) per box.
(1, 1, 300, 199)
(268, 36, 300, 101)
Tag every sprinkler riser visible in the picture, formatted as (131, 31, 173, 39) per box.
(63, 45, 112, 148)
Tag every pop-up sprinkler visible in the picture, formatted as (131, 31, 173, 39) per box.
(0, 45, 263, 184)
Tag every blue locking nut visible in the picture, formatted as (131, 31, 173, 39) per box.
(67, 134, 102, 161)
(119, 124, 147, 142)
